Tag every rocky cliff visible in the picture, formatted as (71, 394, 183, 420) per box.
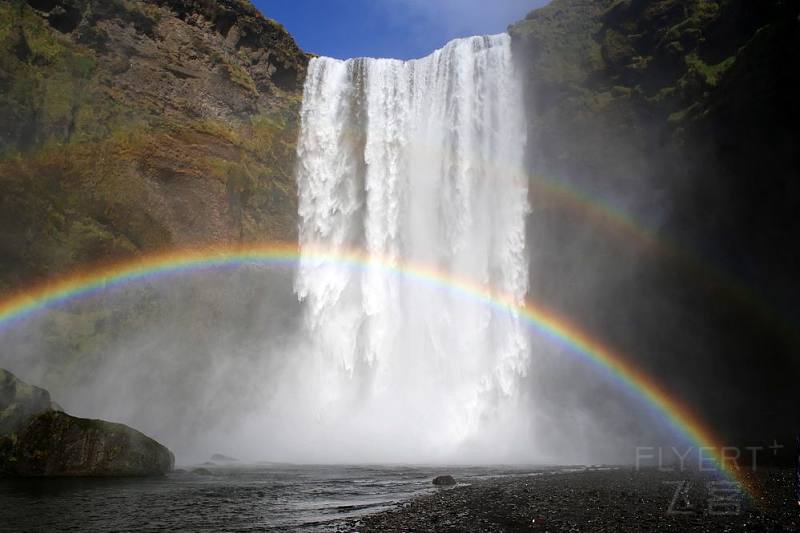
(510, 0, 799, 452)
(0, 368, 174, 476)
(0, 365, 56, 434)
(0, 0, 308, 293)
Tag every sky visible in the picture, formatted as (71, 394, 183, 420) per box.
(252, 0, 550, 60)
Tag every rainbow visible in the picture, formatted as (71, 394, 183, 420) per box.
(0, 242, 751, 492)
(525, 173, 789, 330)
(399, 136, 791, 339)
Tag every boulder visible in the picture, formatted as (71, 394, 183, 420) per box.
(0, 369, 174, 477)
(432, 475, 456, 486)
(210, 453, 238, 462)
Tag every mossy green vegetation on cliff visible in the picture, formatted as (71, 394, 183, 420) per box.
(510, 0, 799, 451)
(0, 0, 308, 294)
(510, 0, 798, 172)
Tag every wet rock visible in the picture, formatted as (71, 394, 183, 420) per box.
(433, 475, 456, 486)
(0, 369, 174, 477)
(210, 453, 238, 462)
(1, 412, 174, 477)
(361, 468, 796, 532)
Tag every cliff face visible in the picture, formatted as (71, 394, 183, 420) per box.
(511, 0, 799, 449)
(511, 0, 799, 231)
(0, 0, 308, 292)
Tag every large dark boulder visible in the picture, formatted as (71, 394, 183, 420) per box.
(0, 369, 174, 477)
(432, 475, 456, 486)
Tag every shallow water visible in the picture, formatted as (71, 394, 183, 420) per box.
(0, 464, 558, 532)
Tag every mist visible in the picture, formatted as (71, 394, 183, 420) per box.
(0, 260, 675, 466)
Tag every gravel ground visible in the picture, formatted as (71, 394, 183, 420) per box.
(335, 467, 798, 532)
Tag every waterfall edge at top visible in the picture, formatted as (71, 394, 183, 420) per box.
(309, 33, 514, 65)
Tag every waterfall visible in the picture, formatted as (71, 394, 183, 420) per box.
(293, 34, 530, 460)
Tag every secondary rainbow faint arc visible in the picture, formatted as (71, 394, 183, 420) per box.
(0, 242, 748, 490)
(386, 136, 791, 337)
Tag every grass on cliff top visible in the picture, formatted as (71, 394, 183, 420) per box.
(510, 0, 607, 85)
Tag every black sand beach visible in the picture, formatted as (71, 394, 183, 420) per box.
(340, 467, 797, 532)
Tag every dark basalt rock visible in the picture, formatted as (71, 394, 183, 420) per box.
(432, 475, 456, 486)
(0, 369, 174, 477)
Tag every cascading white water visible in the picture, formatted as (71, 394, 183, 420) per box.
(293, 34, 531, 461)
